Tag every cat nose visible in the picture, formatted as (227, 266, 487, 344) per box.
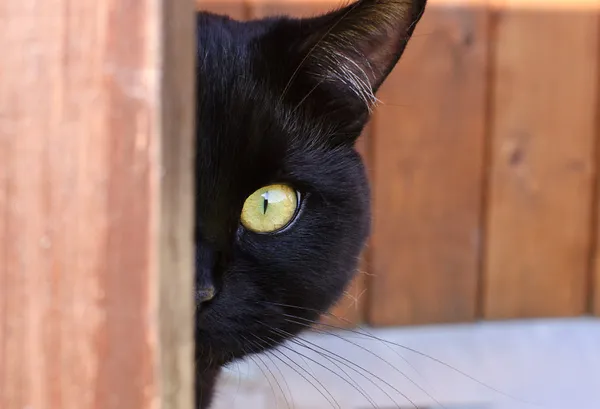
(196, 243, 218, 308)
(196, 286, 216, 305)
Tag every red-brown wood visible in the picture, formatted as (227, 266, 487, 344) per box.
(198, 0, 250, 19)
(483, 3, 597, 319)
(0, 1, 195, 408)
(368, 4, 489, 326)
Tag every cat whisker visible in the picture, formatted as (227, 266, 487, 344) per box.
(260, 303, 479, 407)
(272, 309, 441, 407)
(264, 327, 382, 408)
(242, 335, 292, 409)
(255, 350, 294, 409)
(270, 349, 342, 409)
(250, 334, 342, 409)
(257, 309, 432, 408)
(262, 347, 297, 409)
(231, 360, 244, 407)
(260, 300, 440, 401)
(282, 316, 444, 409)
(267, 327, 384, 409)
(268, 325, 419, 409)
(278, 312, 539, 406)
(340, 287, 367, 311)
(268, 349, 342, 409)
(291, 79, 326, 114)
(223, 347, 251, 406)
(246, 353, 283, 409)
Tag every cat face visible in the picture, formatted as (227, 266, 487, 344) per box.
(195, 0, 427, 374)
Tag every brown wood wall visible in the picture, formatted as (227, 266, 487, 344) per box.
(0, 1, 195, 408)
(198, 0, 600, 326)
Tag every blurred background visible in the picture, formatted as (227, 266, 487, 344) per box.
(198, 0, 600, 408)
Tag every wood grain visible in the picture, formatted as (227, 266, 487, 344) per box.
(590, 75, 600, 318)
(197, 0, 249, 20)
(483, 4, 597, 319)
(368, 4, 489, 326)
(248, 0, 342, 17)
(0, 1, 195, 408)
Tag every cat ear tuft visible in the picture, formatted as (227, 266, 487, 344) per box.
(300, 0, 427, 108)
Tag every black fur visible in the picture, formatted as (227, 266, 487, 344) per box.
(195, 1, 427, 407)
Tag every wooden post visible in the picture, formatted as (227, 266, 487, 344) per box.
(0, 1, 195, 408)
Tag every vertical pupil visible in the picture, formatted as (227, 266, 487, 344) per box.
(262, 191, 269, 214)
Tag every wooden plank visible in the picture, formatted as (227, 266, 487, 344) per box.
(483, 2, 597, 319)
(368, 2, 489, 326)
(0, 1, 195, 408)
(248, 0, 341, 17)
(248, 0, 369, 328)
(197, 0, 249, 20)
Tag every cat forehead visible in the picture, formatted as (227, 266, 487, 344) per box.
(195, 13, 354, 205)
(196, 15, 332, 157)
(197, 59, 307, 166)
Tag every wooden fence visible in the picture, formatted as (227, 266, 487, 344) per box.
(1, 1, 195, 408)
(199, 0, 600, 327)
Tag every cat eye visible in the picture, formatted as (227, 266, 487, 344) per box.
(240, 184, 299, 233)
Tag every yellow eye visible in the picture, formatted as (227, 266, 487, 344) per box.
(241, 184, 299, 233)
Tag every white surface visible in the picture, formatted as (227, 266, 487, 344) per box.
(212, 318, 600, 409)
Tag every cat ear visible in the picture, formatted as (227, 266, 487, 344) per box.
(297, 0, 427, 107)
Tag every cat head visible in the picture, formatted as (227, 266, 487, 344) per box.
(195, 0, 427, 371)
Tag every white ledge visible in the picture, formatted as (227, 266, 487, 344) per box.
(214, 318, 600, 409)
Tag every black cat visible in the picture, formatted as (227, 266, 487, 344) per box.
(195, 0, 427, 407)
